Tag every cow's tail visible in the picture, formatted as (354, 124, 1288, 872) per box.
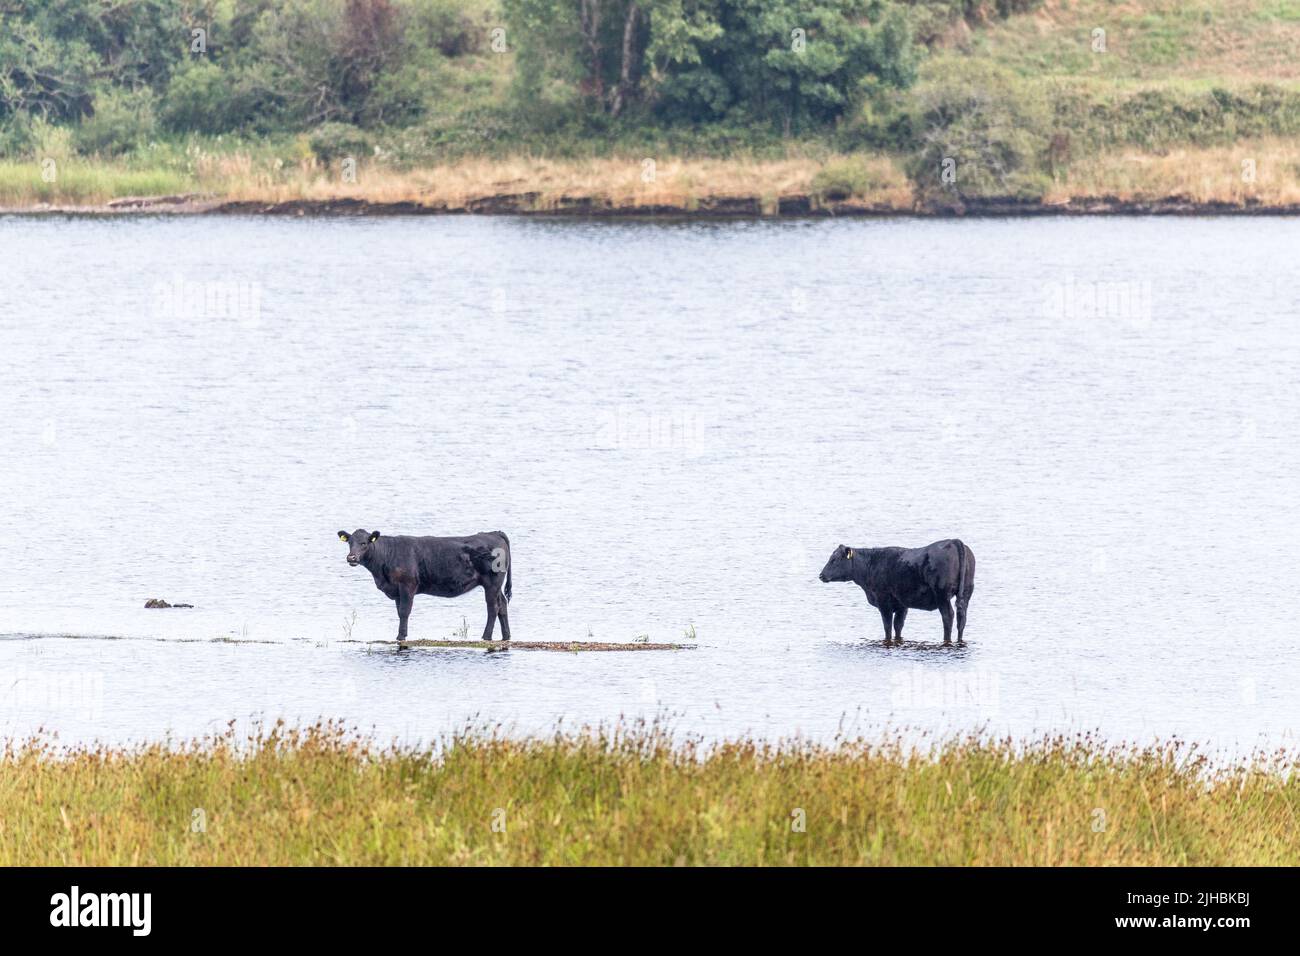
(952, 538, 968, 604)
(956, 541, 967, 600)
(499, 532, 512, 604)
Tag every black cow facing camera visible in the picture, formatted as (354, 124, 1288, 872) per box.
(820, 538, 974, 646)
(338, 528, 513, 643)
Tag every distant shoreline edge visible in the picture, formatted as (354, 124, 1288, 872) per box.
(6, 193, 1300, 219)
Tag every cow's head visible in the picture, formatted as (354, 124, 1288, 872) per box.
(338, 529, 380, 566)
(819, 545, 857, 583)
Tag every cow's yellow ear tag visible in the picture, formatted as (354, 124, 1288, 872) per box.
(338, 532, 347, 541)
(845, 549, 854, 559)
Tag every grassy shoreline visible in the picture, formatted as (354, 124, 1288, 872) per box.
(4, 140, 1298, 217)
(6, 2, 1300, 219)
(4, 722, 1296, 865)
(8, 0, 1300, 219)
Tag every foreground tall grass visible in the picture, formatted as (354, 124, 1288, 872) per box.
(2, 721, 1296, 865)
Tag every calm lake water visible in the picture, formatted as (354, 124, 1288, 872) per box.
(1, 214, 1297, 754)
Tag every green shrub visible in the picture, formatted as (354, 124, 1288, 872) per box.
(160, 61, 267, 135)
(812, 158, 892, 200)
(29, 119, 76, 162)
(308, 122, 376, 162)
(838, 77, 914, 150)
(0, 116, 35, 159)
(902, 0, 1044, 47)
(905, 60, 1051, 201)
(402, 0, 488, 56)
(73, 88, 157, 156)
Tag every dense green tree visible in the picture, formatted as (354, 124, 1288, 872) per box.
(652, 0, 915, 131)
(0, 8, 99, 122)
(503, 0, 916, 130)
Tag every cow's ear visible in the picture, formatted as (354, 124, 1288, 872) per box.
(845, 548, 854, 560)
(338, 531, 350, 543)
(369, 531, 381, 543)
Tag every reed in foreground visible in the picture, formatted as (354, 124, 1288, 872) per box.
(2, 722, 1295, 866)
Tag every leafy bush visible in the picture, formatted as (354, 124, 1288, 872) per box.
(29, 119, 76, 162)
(402, 0, 487, 56)
(837, 77, 914, 150)
(308, 122, 376, 162)
(905, 60, 1051, 201)
(901, 0, 1043, 47)
(74, 89, 158, 156)
(812, 157, 893, 199)
(0, 116, 35, 159)
(160, 61, 266, 135)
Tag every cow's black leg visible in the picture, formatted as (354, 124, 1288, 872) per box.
(892, 607, 908, 643)
(877, 605, 894, 646)
(955, 595, 969, 645)
(481, 585, 498, 642)
(395, 588, 414, 644)
(937, 596, 954, 645)
(496, 587, 511, 641)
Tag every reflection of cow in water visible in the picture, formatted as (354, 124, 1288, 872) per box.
(820, 539, 974, 646)
(338, 529, 512, 643)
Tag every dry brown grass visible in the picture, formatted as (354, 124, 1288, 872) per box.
(210, 154, 915, 211)
(6, 145, 1299, 213)
(1048, 137, 1300, 204)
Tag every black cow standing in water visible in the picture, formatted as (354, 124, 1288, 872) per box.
(819, 538, 974, 646)
(337, 529, 513, 643)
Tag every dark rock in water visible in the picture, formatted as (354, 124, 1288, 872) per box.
(144, 598, 194, 609)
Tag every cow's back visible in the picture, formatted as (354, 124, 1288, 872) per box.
(410, 532, 505, 597)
